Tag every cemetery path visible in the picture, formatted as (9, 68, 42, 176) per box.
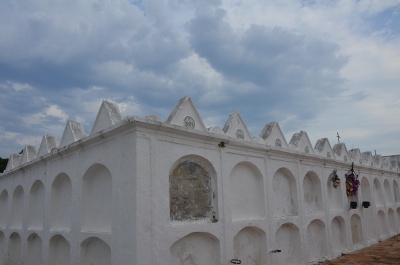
(321, 235, 400, 264)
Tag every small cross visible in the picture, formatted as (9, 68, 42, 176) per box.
(337, 132, 341, 143)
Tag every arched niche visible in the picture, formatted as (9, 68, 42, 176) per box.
(169, 156, 218, 221)
(0, 231, 5, 265)
(327, 172, 343, 211)
(230, 162, 265, 220)
(303, 172, 323, 215)
(307, 220, 327, 263)
(0, 190, 8, 228)
(170, 232, 219, 265)
(384, 179, 393, 205)
(80, 237, 111, 265)
(272, 168, 298, 217)
(28, 180, 45, 230)
(10, 186, 24, 229)
(388, 209, 396, 235)
(373, 179, 384, 207)
(233, 227, 267, 265)
(27, 233, 44, 265)
(361, 177, 375, 241)
(350, 214, 363, 246)
(377, 210, 388, 238)
(50, 173, 72, 231)
(331, 216, 347, 253)
(7, 232, 21, 265)
(49, 235, 70, 265)
(393, 180, 399, 203)
(82, 164, 112, 233)
(273, 223, 301, 265)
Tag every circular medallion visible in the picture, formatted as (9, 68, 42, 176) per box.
(184, 116, 195, 129)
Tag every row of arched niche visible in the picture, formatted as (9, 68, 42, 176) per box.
(0, 163, 112, 233)
(170, 208, 400, 265)
(0, 232, 110, 265)
(169, 155, 400, 222)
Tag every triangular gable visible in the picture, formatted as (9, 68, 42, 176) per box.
(166, 96, 207, 132)
(259, 122, 288, 148)
(207, 126, 225, 135)
(19, 145, 38, 165)
(381, 157, 391, 170)
(314, 138, 335, 159)
(373, 154, 382, 168)
(289, 131, 314, 154)
(37, 134, 57, 157)
(362, 152, 374, 167)
(91, 100, 122, 134)
(60, 121, 86, 147)
(4, 154, 22, 172)
(349, 148, 363, 166)
(222, 112, 252, 141)
(333, 143, 350, 162)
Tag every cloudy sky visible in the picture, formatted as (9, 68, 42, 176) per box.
(1, 0, 400, 158)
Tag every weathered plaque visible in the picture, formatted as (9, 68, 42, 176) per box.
(184, 116, 195, 129)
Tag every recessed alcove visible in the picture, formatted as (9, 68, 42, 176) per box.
(350, 214, 363, 246)
(230, 162, 265, 220)
(7, 232, 21, 265)
(327, 172, 343, 211)
(80, 237, 111, 265)
(49, 235, 70, 265)
(170, 232, 219, 265)
(82, 164, 112, 233)
(28, 180, 45, 230)
(373, 179, 384, 207)
(331, 216, 347, 254)
(388, 209, 396, 235)
(27, 233, 44, 265)
(0, 231, 5, 265)
(383, 179, 393, 205)
(272, 168, 298, 217)
(361, 177, 376, 241)
(50, 173, 72, 231)
(377, 210, 388, 238)
(0, 190, 8, 228)
(233, 227, 266, 265)
(273, 223, 301, 265)
(393, 180, 399, 203)
(303, 172, 323, 215)
(307, 220, 327, 263)
(10, 186, 24, 229)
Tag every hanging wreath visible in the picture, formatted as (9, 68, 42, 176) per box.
(346, 163, 360, 196)
(331, 170, 341, 188)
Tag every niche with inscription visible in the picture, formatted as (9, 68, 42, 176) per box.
(170, 158, 217, 221)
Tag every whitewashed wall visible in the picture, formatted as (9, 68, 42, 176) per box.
(0, 96, 399, 265)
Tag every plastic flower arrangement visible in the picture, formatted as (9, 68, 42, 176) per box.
(332, 170, 341, 188)
(346, 163, 360, 196)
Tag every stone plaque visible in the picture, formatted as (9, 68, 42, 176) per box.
(236, 129, 244, 139)
(305, 146, 309, 153)
(184, 116, 195, 129)
(275, 138, 282, 147)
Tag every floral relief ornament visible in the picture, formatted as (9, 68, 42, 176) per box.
(332, 170, 341, 188)
(346, 163, 360, 196)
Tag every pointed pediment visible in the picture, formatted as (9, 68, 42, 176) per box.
(349, 148, 363, 166)
(208, 126, 225, 135)
(4, 154, 22, 172)
(259, 122, 288, 148)
(166, 96, 207, 131)
(381, 156, 391, 170)
(289, 131, 314, 154)
(60, 121, 86, 147)
(222, 112, 252, 141)
(19, 145, 38, 165)
(333, 143, 350, 162)
(37, 134, 57, 157)
(362, 151, 374, 167)
(373, 154, 382, 168)
(314, 138, 335, 159)
(91, 100, 122, 134)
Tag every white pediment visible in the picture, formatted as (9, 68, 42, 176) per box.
(37, 134, 58, 157)
(166, 96, 207, 132)
(4, 154, 22, 172)
(333, 143, 350, 162)
(362, 152, 374, 167)
(19, 145, 38, 165)
(349, 148, 363, 166)
(259, 122, 288, 148)
(289, 131, 314, 155)
(222, 112, 252, 141)
(91, 100, 122, 134)
(373, 154, 382, 168)
(60, 121, 86, 147)
(314, 138, 335, 159)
